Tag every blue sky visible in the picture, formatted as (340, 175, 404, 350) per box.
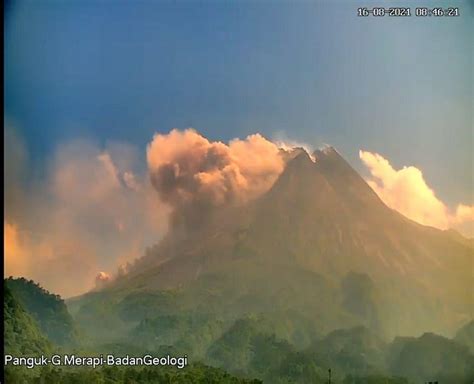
(5, 0, 473, 206)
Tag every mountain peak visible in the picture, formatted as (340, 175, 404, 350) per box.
(314, 145, 338, 157)
(312, 145, 344, 164)
(280, 147, 315, 164)
(279, 148, 319, 181)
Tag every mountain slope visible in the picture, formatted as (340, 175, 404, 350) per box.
(454, 320, 474, 353)
(74, 148, 473, 340)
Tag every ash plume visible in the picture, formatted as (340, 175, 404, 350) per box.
(147, 129, 285, 229)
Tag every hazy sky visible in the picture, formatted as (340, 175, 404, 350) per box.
(5, 0, 472, 206)
(4, 1, 473, 295)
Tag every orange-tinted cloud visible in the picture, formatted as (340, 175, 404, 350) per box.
(4, 222, 28, 277)
(4, 127, 169, 297)
(454, 204, 474, 224)
(360, 150, 473, 236)
(147, 129, 285, 227)
(5, 126, 284, 296)
(94, 271, 112, 289)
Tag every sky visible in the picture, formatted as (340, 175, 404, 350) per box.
(4, 0, 473, 296)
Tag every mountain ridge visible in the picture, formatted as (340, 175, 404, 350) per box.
(73, 147, 473, 339)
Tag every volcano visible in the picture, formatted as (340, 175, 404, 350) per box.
(71, 147, 473, 343)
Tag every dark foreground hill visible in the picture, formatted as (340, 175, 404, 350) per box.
(7, 279, 473, 383)
(4, 278, 261, 384)
(388, 332, 474, 383)
(5, 277, 78, 347)
(4, 282, 52, 356)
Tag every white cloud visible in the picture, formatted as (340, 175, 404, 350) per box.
(360, 150, 473, 237)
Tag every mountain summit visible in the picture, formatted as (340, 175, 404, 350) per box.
(74, 147, 473, 340)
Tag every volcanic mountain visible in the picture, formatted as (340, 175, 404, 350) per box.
(71, 147, 473, 343)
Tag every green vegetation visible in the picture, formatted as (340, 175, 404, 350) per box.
(4, 282, 52, 356)
(6, 277, 78, 347)
(133, 312, 226, 358)
(342, 375, 408, 384)
(5, 153, 474, 383)
(5, 364, 262, 384)
(306, 326, 387, 376)
(4, 278, 263, 383)
(206, 323, 392, 383)
(207, 317, 294, 377)
(388, 332, 474, 384)
(6, 275, 474, 383)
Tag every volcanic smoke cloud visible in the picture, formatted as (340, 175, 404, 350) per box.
(95, 272, 112, 289)
(4, 126, 285, 295)
(4, 124, 169, 297)
(5, 125, 473, 297)
(147, 129, 285, 228)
